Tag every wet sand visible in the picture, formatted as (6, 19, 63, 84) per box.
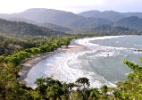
(17, 44, 86, 84)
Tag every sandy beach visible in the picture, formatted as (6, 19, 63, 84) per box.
(17, 44, 86, 84)
(18, 52, 53, 83)
(17, 36, 117, 84)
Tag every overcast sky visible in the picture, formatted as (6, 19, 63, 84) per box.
(0, 0, 142, 13)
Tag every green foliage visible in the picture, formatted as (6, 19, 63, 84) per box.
(140, 57, 142, 63)
(124, 59, 142, 73)
(100, 85, 108, 94)
(75, 77, 90, 90)
(0, 35, 77, 100)
(0, 34, 142, 100)
(116, 16, 142, 31)
(0, 18, 65, 36)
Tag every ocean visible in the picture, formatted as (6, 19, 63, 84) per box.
(25, 35, 142, 88)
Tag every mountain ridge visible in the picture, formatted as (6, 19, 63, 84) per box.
(116, 16, 142, 31)
(0, 8, 142, 35)
(0, 8, 114, 31)
(0, 18, 64, 36)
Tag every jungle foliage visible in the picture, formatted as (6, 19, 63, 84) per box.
(0, 34, 142, 100)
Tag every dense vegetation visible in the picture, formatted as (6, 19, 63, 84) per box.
(0, 33, 142, 100)
(0, 34, 77, 99)
(76, 24, 142, 35)
(0, 18, 65, 36)
(116, 16, 142, 31)
(79, 10, 142, 22)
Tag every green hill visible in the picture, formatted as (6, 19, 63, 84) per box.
(0, 18, 64, 36)
(116, 16, 142, 31)
(82, 24, 142, 36)
(79, 10, 125, 22)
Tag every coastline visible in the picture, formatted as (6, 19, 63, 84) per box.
(17, 44, 86, 85)
(18, 36, 120, 88)
(18, 52, 54, 83)
(17, 35, 142, 90)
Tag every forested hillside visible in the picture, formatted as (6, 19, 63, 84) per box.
(116, 16, 142, 31)
(79, 10, 125, 22)
(0, 18, 65, 36)
(79, 10, 142, 22)
(75, 24, 142, 36)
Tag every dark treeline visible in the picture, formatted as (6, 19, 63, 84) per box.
(0, 34, 142, 100)
(0, 33, 72, 55)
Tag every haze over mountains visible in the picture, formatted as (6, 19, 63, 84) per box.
(0, 18, 65, 36)
(0, 8, 142, 35)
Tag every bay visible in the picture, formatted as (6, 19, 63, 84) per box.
(25, 35, 142, 88)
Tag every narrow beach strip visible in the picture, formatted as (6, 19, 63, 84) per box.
(18, 44, 86, 85)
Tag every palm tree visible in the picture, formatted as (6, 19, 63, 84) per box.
(46, 84, 63, 100)
(75, 77, 90, 100)
(75, 77, 90, 90)
(34, 77, 46, 93)
(45, 78, 62, 87)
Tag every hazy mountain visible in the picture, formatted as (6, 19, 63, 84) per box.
(0, 8, 142, 34)
(69, 17, 113, 31)
(9, 17, 71, 32)
(0, 18, 64, 36)
(79, 10, 125, 22)
(116, 16, 142, 31)
(40, 23, 71, 32)
(79, 10, 142, 22)
(85, 24, 141, 35)
(8, 8, 84, 26)
(124, 12, 142, 19)
(0, 8, 113, 31)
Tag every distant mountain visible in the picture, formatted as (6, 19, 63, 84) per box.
(124, 12, 142, 19)
(79, 10, 142, 31)
(0, 8, 113, 31)
(40, 23, 71, 32)
(85, 24, 141, 36)
(116, 16, 142, 31)
(9, 17, 72, 32)
(0, 8, 142, 35)
(9, 8, 83, 26)
(79, 10, 125, 22)
(0, 18, 64, 36)
(69, 17, 113, 31)
(79, 10, 142, 22)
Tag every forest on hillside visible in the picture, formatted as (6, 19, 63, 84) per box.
(0, 33, 142, 100)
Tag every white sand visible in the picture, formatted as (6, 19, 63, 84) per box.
(18, 44, 86, 84)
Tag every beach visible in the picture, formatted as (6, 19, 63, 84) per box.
(18, 44, 86, 85)
(18, 35, 141, 89)
(17, 36, 118, 84)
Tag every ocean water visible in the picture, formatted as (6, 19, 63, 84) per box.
(25, 35, 142, 88)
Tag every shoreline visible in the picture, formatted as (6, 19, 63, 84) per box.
(18, 35, 142, 89)
(18, 36, 118, 88)
(17, 44, 86, 85)
(18, 52, 54, 83)
(18, 35, 124, 84)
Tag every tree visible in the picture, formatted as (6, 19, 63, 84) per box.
(46, 84, 63, 100)
(75, 77, 90, 90)
(88, 88, 100, 100)
(101, 85, 108, 94)
(34, 77, 46, 94)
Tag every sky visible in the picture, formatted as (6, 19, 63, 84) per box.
(0, 0, 142, 14)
